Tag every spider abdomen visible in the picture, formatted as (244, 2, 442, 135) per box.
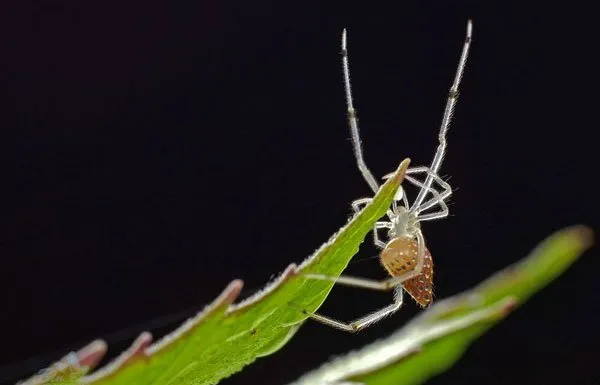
(380, 236, 434, 307)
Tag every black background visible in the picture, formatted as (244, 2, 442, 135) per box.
(1, 1, 598, 384)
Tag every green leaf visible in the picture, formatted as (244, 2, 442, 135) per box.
(20, 159, 411, 385)
(288, 225, 593, 385)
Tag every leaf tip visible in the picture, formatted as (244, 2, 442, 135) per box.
(224, 279, 245, 304)
(77, 339, 108, 371)
(567, 225, 594, 250)
(133, 332, 154, 357)
(81, 333, 153, 383)
(391, 158, 411, 183)
(283, 263, 299, 278)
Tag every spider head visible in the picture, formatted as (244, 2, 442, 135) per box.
(388, 205, 421, 239)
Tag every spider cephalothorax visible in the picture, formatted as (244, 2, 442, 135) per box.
(388, 205, 421, 240)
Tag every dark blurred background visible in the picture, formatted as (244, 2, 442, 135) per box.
(0, 0, 598, 384)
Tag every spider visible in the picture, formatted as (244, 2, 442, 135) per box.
(301, 21, 473, 332)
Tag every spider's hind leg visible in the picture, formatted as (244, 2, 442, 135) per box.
(300, 286, 405, 333)
(300, 231, 428, 332)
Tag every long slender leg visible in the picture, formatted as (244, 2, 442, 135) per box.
(373, 222, 390, 249)
(419, 209, 449, 221)
(418, 196, 450, 216)
(352, 198, 391, 248)
(352, 197, 395, 220)
(303, 231, 426, 291)
(383, 168, 448, 214)
(403, 175, 450, 221)
(387, 166, 452, 217)
(406, 166, 452, 190)
(400, 186, 410, 210)
(351, 197, 372, 213)
(406, 166, 452, 213)
(405, 175, 447, 208)
(302, 286, 404, 332)
(342, 29, 380, 194)
(412, 21, 472, 210)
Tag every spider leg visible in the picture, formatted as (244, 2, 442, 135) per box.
(352, 197, 395, 223)
(385, 166, 452, 216)
(399, 185, 410, 210)
(405, 175, 447, 205)
(412, 21, 472, 210)
(386, 165, 452, 222)
(301, 231, 427, 332)
(406, 166, 452, 213)
(352, 198, 393, 248)
(373, 221, 391, 249)
(351, 197, 372, 214)
(303, 230, 426, 291)
(302, 286, 404, 333)
(342, 30, 380, 194)
(403, 173, 450, 222)
(418, 209, 449, 222)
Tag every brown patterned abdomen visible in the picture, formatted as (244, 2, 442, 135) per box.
(379, 235, 434, 307)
